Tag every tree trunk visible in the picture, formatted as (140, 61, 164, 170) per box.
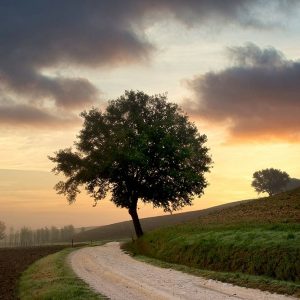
(129, 206, 144, 238)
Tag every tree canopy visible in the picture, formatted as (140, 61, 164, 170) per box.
(251, 168, 290, 196)
(49, 91, 212, 237)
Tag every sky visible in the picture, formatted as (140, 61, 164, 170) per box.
(1, 0, 300, 230)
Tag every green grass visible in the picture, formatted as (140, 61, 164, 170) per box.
(123, 252, 300, 297)
(123, 188, 300, 297)
(126, 224, 300, 281)
(18, 247, 106, 300)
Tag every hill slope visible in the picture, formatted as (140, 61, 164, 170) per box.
(73, 199, 250, 242)
(75, 187, 300, 242)
(193, 187, 300, 225)
(126, 188, 300, 295)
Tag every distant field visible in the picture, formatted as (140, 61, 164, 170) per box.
(125, 188, 300, 297)
(73, 199, 251, 242)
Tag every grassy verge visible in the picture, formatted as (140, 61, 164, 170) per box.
(123, 250, 300, 297)
(123, 223, 300, 298)
(18, 247, 106, 300)
(128, 224, 300, 281)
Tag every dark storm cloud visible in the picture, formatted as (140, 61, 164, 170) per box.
(0, 0, 297, 127)
(0, 1, 153, 110)
(185, 43, 300, 141)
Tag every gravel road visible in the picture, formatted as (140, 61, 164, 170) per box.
(70, 242, 296, 300)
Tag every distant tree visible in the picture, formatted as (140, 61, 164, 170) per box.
(66, 225, 75, 240)
(44, 227, 50, 243)
(251, 168, 290, 196)
(60, 226, 67, 241)
(50, 226, 60, 243)
(14, 230, 20, 246)
(8, 227, 14, 246)
(36, 228, 42, 244)
(0, 221, 5, 240)
(49, 91, 212, 237)
(20, 227, 33, 246)
(59, 225, 75, 242)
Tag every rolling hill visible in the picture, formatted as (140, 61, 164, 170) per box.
(74, 183, 300, 242)
(125, 188, 300, 296)
(73, 199, 251, 242)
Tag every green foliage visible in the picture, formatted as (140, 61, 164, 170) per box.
(49, 90, 212, 236)
(18, 247, 105, 300)
(252, 168, 290, 196)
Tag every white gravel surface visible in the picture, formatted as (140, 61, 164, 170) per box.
(70, 242, 296, 300)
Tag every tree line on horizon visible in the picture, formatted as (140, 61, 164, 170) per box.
(0, 224, 76, 247)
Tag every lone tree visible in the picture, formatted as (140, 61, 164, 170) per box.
(0, 221, 5, 240)
(49, 91, 212, 237)
(251, 168, 290, 196)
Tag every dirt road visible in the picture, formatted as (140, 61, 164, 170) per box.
(70, 242, 296, 300)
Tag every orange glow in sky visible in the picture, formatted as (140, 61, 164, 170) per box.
(1, 1, 300, 230)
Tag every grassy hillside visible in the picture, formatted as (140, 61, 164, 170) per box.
(73, 199, 250, 242)
(125, 188, 300, 296)
(191, 187, 300, 225)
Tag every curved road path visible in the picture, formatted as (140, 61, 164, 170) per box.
(70, 242, 296, 300)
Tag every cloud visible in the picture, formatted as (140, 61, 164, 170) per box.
(185, 43, 300, 142)
(0, 1, 297, 128)
(0, 100, 79, 128)
(148, 0, 296, 28)
(0, 1, 154, 109)
(2, 72, 99, 109)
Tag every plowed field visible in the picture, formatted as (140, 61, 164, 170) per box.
(0, 245, 67, 300)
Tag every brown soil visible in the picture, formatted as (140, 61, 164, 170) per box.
(0, 245, 67, 300)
